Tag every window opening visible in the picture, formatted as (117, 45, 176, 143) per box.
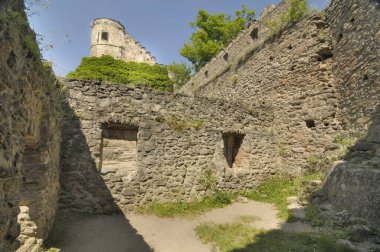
(223, 132, 245, 168)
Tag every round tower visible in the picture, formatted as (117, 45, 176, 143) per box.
(90, 18, 126, 59)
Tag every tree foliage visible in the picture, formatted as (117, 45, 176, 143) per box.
(287, 0, 308, 23)
(67, 56, 173, 92)
(180, 5, 255, 72)
(167, 62, 192, 88)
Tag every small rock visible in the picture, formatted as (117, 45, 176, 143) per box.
(286, 196, 299, 204)
(236, 196, 249, 203)
(287, 203, 306, 219)
(310, 180, 322, 187)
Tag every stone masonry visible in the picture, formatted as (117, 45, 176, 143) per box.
(181, 9, 340, 175)
(59, 79, 277, 213)
(0, 0, 62, 251)
(90, 18, 156, 65)
(313, 0, 380, 231)
(0, 0, 380, 250)
(179, 0, 380, 234)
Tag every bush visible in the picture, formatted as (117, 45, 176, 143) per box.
(67, 56, 173, 92)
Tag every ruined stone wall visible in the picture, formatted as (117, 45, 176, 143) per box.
(90, 18, 156, 65)
(0, 0, 62, 251)
(181, 13, 340, 174)
(59, 79, 278, 213)
(180, 0, 289, 96)
(326, 0, 380, 131)
(314, 0, 380, 232)
(180, 21, 270, 96)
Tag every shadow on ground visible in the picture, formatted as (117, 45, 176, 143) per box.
(46, 213, 152, 252)
(45, 92, 152, 251)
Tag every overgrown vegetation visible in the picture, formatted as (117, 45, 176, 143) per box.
(200, 167, 218, 192)
(167, 62, 193, 88)
(44, 248, 60, 252)
(196, 221, 353, 252)
(136, 191, 233, 217)
(186, 0, 309, 93)
(265, 0, 308, 37)
(180, 5, 255, 71)
(155, 115, 203, 131)
(306, 132, 361, 173)
(242, 173, 322, 220)
(67, 56, 174, 91)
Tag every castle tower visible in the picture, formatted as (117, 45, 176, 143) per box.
(90, 18, 156, 65)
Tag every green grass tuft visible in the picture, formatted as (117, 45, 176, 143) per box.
(136, 191, 233, 217)
(195, 222, 353, 252)
(242, 173, 322, 220)
(196, 222, 263, 252)
(44, 248, 60, 252)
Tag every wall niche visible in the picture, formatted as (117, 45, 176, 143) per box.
(99, 123, 138, 175)
(222, 132, 245, 168)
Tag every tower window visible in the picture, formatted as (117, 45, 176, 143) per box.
(101, 32, 109, 41)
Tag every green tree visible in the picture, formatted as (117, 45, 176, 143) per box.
(180, 5, 255, 72)
(167, 62, 193, 88)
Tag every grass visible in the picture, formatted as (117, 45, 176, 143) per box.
(196, 222, 263, 252)
(44, 248, 60, 252)
(242, 173, 323, 220)
(305, 204, 326, 227)
(136, 191, 233, 217)
(195, 221, 352, 252)
(137, 172, 324, 220)
(334, 133, 358, 147)
(155, 115, 204, 131)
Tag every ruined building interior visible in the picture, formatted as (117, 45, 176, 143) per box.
(0, 0, 379, 251)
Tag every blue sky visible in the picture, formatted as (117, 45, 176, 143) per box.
(28, 0, 331, 76)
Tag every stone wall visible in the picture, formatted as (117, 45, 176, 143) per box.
(181, 12, 341, 174)
(179, 0, 289, 96)
(90, 18, 156, 65)
(314, 0, 380, 232)
(180, 21, 270, 96)
(0, 0, 62, 251)
(326, 0, 380, 131)
(315, 103, 380, 231)
(59, 79, 278, 213)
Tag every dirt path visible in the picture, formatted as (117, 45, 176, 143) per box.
(51, 201, 310, 252)
(126, 201, 282, 252)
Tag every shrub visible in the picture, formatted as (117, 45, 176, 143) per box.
(67, 56, 173, 92)
(200, 167, 217, 192)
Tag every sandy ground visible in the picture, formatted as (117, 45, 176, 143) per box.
(50, 201, 310, 252)
(126, 201, 282, 252)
